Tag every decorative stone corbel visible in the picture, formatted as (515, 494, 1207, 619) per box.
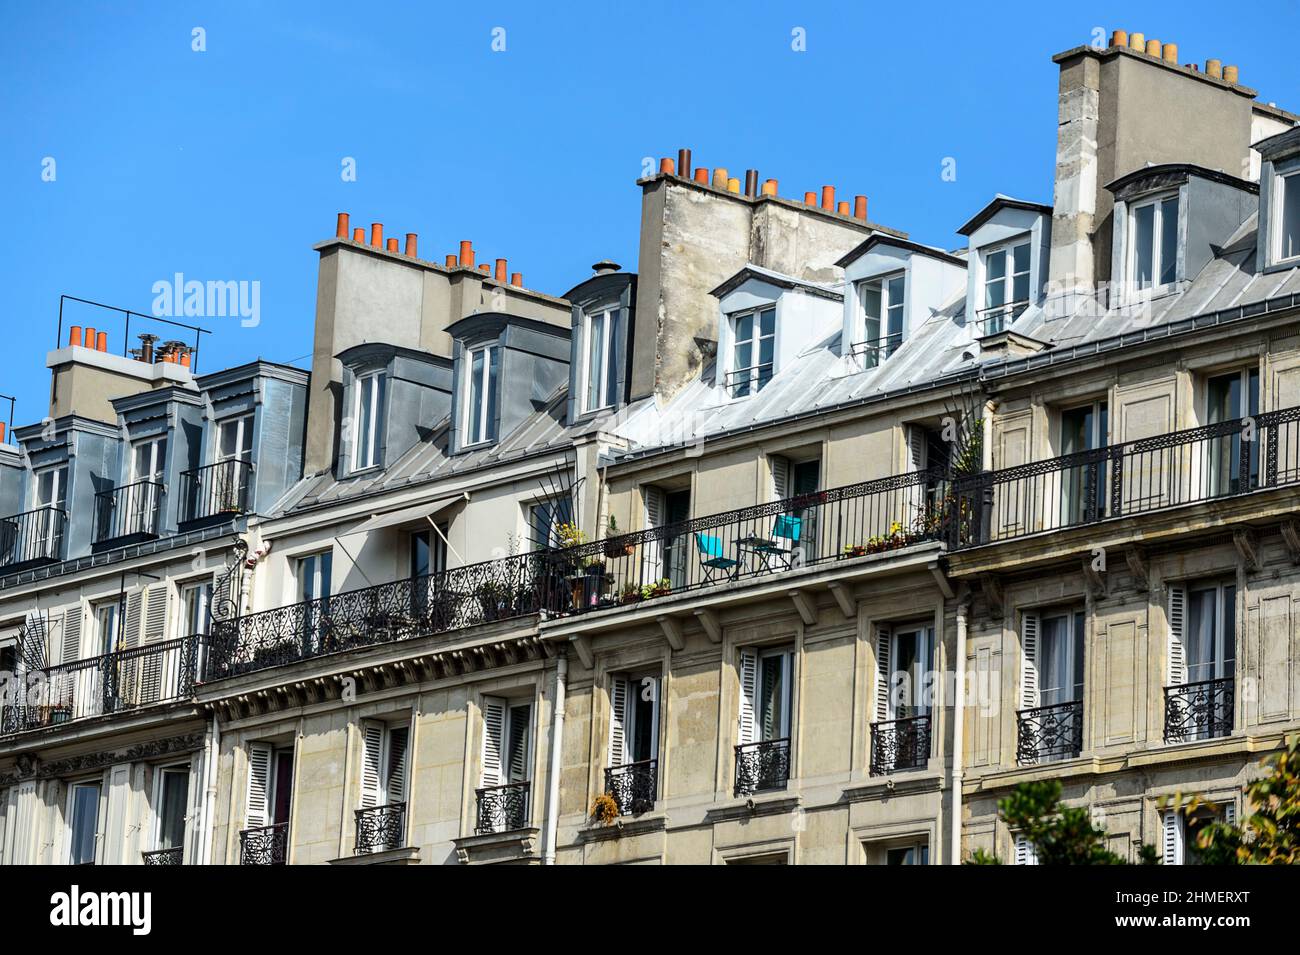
(656, 616, 685, 652)
(787, 590, 817, 627)
(826, 582, 856, 620)
(1081, 556, 1106, 599)
(1281, 519, 1300, 564)
(693, 608, 723, 644)
(1232, 527, 1261, 574)
(1125, 547, 1149, 592)
(570, 634, 594, 669)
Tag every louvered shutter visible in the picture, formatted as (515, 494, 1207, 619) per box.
(907, 425, 927, 471)
(386, 726, 409, 804)
(246, 742, 273, 828)
(359, 721, 384, 809)
(738, 648, 758, 745)
(122, 590, 144, 649)
(211, 567, 234, 625)
(139, 587, 169, 702)
(1020, 612, 1040, 709)
(771, 456, 790, 502)
(61, 606, 82, 665)
(1223, 801, 1237, 827)
(480, 697, 505, 787)
(608, 677, 629, 767)
(1014, 834, 1038, 866)
(642, 486, 665, 583)
(507, 704, 531, 781)
(1167, 585, 1187, 686)
(875, 625, 892, 721)
(1162, 810, 1184, 865)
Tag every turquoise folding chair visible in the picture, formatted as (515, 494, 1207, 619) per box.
(750, 514, 802, 568)
(695, 532, 740, 582)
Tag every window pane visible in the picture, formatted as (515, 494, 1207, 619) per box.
(861, 281, 882, 322)
(1133, 203, 1155, 288)
(70, 784, 100, 865)
(986, 249, 1006, 281)
(734, 313, 753, 344)
(356, 377, 375, 467)
(1012, 242, 1030, 275)
(468, 350, 485, 443)
(1159, 197, 1179, 286)
(159, 771, 188, 850)
(585, 312, 605, 410)
(758, 654, 786, 740)
(733, 341, 752, 374)
(602, 310, 620, 407)
(485, 347, 500, 441)
(759, 308, 776, 337)
(1282, 174, 1300, 260)
(1186, 587, 1217, 681)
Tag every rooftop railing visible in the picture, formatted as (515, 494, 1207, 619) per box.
(0, 506, 66, 567)
(94, 479, 165, 544)
(180, 459, 253, 525)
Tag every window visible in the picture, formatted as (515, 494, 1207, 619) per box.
(980, 240, 1031, 333)
(736, 645, 794, 794)
(154, 766, 189, 855)
(214, 415, 254, 510)
(180, 580, 212, 636)
(770, 455, 821, 562)
(479, 697, 533, 832)
(642, 487, 690, 589)
(1274, 169, 1300, 263)
(246, 743, 295, 830)
(1166, 581, 1236, 743)
(529, 495, 574, 551)
(1127, 193, 1179, 291)
(855, 273, 905, 367)
(359, 720, 410, 809)
(463, 344, 500, 446)
(410, 527, 447, 579)
(581, 308, 620, 412)
(727, 306, 775, 398)
(1175, 581, 1236, 685)
(217, 415, 254, 464)
(67, 781, 101, 865)
(877, 625, 934, 721)
(1018, 607, 1086, 762)
(33, 465, 68, 510)
(1014, 833, 1039, 866)
(93, 599, 120, 656)
(298, 551, 332, 605)
(351, 372, 383, 470)
(128, 437, 166, 535)
(886, 842, 930, 865)
(131, 436, 167, 483)
(1164, 802, 1236, 865)
(1206, 368, 1260, 495)
(31, 465, 68, 558)
(609, 674, 659, 767)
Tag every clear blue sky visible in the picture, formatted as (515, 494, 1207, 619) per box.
(2, 1, 1297, 429)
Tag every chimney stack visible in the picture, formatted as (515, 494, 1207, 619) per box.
(495, 258, 508, 282)
(405, 233, 418, 257)
(459, 241, 475, 268)
(336, 212, 350, 238)
(370, 222, 383, 248)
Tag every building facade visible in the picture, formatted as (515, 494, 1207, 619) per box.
(3, 29, 1300, 865)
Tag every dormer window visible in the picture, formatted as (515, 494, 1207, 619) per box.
(1272, 168, 1300, 264)
(581, 308, 619, 413)
(727, 307, 775, 398)
(351, 371, 383, 471)
(856, 273, 905, 368)
(463, 343, 500, 446)
(980, 241, 1030, 334)
(1127, 193, 1179, 292)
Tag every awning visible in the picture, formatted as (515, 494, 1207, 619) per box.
(349, 492, 469, 534)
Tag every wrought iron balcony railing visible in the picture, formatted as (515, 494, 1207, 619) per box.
(604, 759, 657, 816)
(1016, 700, 1083, 764)
(475, 782, 530, 834)
(355, 802, 405, 854)
(0, 635, 201, 736)
(141, 846, 184, 865)
(94, 479, 165, 544)
(870, 714, 931, 775)
(0, 506, 67, 568)
(734, 738, 791, 796)
(240, 822, 289, 865)
(975, 301, 1029, 336)
(950, 407, 1300, 549)
(849, 332, 904, 369)
(180, 459, 253, 524)
(1164, 677, 1234, 744)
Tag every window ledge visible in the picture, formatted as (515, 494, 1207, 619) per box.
(453, 826, 541, 865)
(704, 791, 800, 824)
(577, 811, 667, 843)
(329, 845, 420, 865)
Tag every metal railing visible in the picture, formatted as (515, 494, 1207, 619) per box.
(1164, 677, 1234, 744)
(604, 760, 657, 816)
(734, 738, 790, 796)
(724, 362, 774, 398)
(0, 635, 200, 736)
(0, 506, 66, 567)
(475, 782, 530, 834)
(239, 822, 288, 865)
(849, 333, 904, 369)
(975, 301, 1029, 336)
(950, 407, 1300, 549)
(94, 479, 165, 543)
(141, 847, 184, 865)
(870, 714, 931, 775)
(355, 803, 405, 854)
(180, 459, 253, 524)
(1016, 700, 1083, 764)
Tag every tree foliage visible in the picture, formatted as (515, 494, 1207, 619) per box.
(1196, 734, 1300, 865)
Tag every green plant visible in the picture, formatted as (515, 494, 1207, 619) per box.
(965, 779, 1159, 865)
(1195, 733, 1300, 864)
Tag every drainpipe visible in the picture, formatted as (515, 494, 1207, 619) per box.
(949, 595, 970, 864)
(199, 711, 220, 865)
(542, 651, 568, 865)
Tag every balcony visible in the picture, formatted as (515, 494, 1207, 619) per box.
(1164, 677, 1234, 744)
(1016, 700, 1083, 764)
(239, 822, 289, 865)
(475, 781, 530, 834)
(734, 738, 791, 796)
(355, 803, 405, 854)
(94, 479, 165, 546)
(950, 407, 1300, 550)
(975, 300, 1029, 337)
(870, 715, 931, 775)
(604, 760, 657, 816)
(0, 636, 200, 737)
(180, 459, 253, 526)
(141, 847, 184, 865)
(0, 506, 66, 568)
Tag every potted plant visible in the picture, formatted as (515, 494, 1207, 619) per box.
(475, 580, 511, 621)
(619, 583, 643, 605)
(590, 792, 619, 826)
(646, 578, 673, 599)
(602, 515, 636, 559)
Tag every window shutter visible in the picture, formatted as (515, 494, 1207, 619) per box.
(211, 567, 234, 624)
(480, 697, 505, 787)
(875, 625, 892, 721)
(246, 742, 273, 829)
(1014, 834, 1038, 866)
(507, 705, 531, 781)
(122, 590, 144, 649)
(608, 677, 629, 767)
(642, 486, 665, 582)
(1162, 810, 1184, 865)
(907, 425, 927, 471)
(1020, 612, 1040, 710)
(771, 456, 790, 502)
(1223, 801, 1236, 827)
(143, 586, 168, 643)
(386, 726, 409, 804)
(738, 648, 758, 745)
(61, 607, 82, 665)
(1167, 585, 1187, 686)
(359, 720, 384, 809)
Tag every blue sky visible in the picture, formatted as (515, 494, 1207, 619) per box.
(1, 1, 1297, 428)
